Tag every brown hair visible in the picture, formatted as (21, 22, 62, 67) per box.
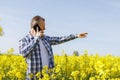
(31, 15, 45, 28)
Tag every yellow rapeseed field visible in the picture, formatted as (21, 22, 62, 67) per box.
(0, 49, 120, 80)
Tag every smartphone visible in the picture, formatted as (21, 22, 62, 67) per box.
(33, 25, 41, 32)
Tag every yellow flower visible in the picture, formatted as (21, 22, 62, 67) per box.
(55, 65, 61, 73)
(7, 48, 14, 53)
(36, 72, 41, 78)
(62, 77, 65, 80)
(89, 77, 96, 80)
(29, 73, 34, 79)
(0, 74, 3, 80)
(43, 74, 50, 80)
(71, 70, 79, 77)
(51, 74, 56, 79)
(15, 72, 23, 79)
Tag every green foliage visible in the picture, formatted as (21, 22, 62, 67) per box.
(73, 50, 79, 56)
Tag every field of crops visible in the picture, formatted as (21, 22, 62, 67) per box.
(0, 50, 120, 80)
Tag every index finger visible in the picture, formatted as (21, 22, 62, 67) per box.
(36, 27, 39, 33)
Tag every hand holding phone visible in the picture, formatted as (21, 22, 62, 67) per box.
(33, 25, 41, 32)
(33, 25, 44, 37)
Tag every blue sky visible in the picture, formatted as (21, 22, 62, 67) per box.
(0, 0, 120, 56)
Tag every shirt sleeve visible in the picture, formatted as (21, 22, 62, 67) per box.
(19, 36, 39, 57)
(47, 34, 78, 45)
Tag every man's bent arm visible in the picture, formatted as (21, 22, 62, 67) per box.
(19, 36, 38, 57)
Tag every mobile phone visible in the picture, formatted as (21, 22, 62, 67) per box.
(33, 25, 41, 32)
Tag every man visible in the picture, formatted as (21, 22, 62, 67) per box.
(19, 15, 88, 80)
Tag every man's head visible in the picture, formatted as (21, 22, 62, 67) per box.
(31, 15, 45, 31)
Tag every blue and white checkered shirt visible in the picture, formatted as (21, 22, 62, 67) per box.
(19, 33, 78, 79)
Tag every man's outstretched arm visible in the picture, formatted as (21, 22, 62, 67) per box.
(48, 32, 88, 45)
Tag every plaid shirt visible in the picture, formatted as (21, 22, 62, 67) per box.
(19, 33, 77, 79)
